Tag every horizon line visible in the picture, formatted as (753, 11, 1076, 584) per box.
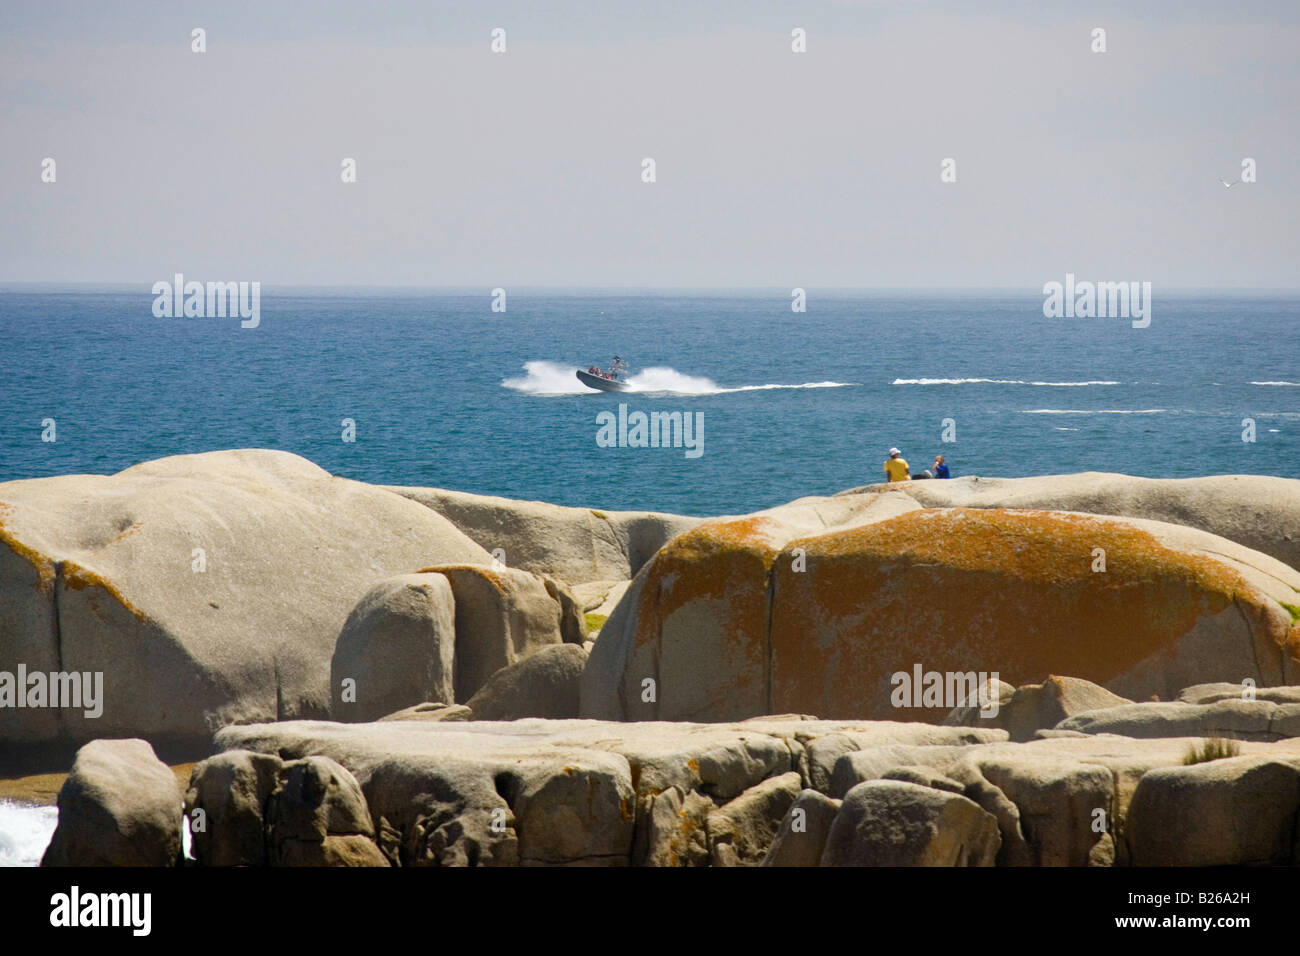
(4, 282, 1300, 296)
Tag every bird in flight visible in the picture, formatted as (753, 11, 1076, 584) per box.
(1218, 177, 1241, 188)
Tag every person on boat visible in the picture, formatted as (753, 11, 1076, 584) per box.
(933, 455, 950, 479)
(883, 447, 910, 482)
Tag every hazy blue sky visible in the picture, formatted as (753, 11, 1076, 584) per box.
(2, 1, 1296, 287)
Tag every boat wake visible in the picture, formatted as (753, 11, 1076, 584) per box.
(893, 378, 1121, 386)
(503, 360, 855, 396)
(1022, 408, 1168, 415)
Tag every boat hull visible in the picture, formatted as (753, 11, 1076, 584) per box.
(576, 370, 631, 392)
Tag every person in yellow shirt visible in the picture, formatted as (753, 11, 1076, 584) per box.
(883, 447, 910, 482)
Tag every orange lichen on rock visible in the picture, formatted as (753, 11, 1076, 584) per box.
(415, 564, 506, 594)
(627, 517, 784, 719)
(770, 508, 1283, 719)
(0, 525, 57, 594)
(635, 517, 780, 640)
(61, 560, 151, 623)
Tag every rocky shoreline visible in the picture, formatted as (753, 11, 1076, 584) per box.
(2, 449, 1299, 866)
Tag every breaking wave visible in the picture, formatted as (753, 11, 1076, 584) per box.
(0, 801, 56, 868)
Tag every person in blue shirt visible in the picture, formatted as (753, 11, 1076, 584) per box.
(932, 455, 950, 479)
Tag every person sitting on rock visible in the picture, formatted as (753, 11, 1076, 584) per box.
(883, 447, 910, 482)
(933, 455, 950, 479)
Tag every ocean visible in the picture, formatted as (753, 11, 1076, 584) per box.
(0, 287, 1296, 864)
(0, 287, 1296, 516)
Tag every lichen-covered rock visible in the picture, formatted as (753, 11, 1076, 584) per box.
(638, 785, 712, 867)
(581, 492, 922, 721)
(839, 472, 1300, 573)
(772, 510, 1300, 719)
(586, 505, 1300, 723)
(41, 738, 181, 867)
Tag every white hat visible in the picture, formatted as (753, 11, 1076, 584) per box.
(889, 447, 901, 456)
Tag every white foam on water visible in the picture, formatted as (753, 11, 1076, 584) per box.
(1022, 409, 1167, 415)
(893, 378, 1120, 386)
(0, 801, 192, 866)
(630, 367, 853, 394)
(1251, 381, 1300, 386)
(0, 801, 57, 867)
(503, 360, 855, 396)
(502, 360, 592, 395)
(710, 380, 855, 393)
(625, 366, 720, 393)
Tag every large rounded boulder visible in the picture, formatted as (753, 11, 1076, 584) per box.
(41, 738, 182, 867)
(580, 491, 922, 721)
(465, 643, 589, 720)
(583, 507, 1300, 722)
(421, 564, 584, 702)
(0, 450, 492, 751)
(331, 573, 458, 722)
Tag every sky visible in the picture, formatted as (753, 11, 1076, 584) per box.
(1, 1, 1297, 288)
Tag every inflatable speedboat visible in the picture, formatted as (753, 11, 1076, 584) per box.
(576, 357, 631, 392)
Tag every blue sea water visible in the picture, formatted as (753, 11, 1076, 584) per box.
(0, 287, 1296, 515)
